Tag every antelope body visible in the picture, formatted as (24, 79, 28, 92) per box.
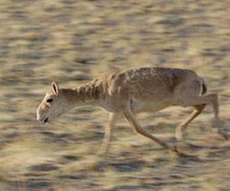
(37, 67, 221, 156)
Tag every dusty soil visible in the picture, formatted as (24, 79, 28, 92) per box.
(0, 0, 229, 190)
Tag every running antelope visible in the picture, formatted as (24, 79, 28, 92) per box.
(36, 67, 222, 156)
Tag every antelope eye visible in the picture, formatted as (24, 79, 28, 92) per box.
(46, 98, 53, 103)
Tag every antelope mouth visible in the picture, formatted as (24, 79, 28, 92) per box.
(44, 117, 49, 123)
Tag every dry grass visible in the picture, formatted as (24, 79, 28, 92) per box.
(0, 0, 230, 190)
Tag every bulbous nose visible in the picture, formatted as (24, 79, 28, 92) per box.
(36, 114, 42, 122)
(36, 114, 49, 123)
(36, 107, 43, 122)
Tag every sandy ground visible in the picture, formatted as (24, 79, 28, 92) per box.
(0, 0, 229, 190)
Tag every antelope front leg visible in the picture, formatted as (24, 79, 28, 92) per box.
(123, 109, 193, 157)
(98, 113, 119, 155)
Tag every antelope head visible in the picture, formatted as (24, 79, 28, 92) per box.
(36, 82, 68, 123)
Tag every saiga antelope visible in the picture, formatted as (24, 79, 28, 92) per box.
(36, 67, 223, 156)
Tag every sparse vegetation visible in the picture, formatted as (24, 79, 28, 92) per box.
(0, 0, 229, 190)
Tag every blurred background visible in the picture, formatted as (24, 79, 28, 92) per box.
(0, 0, 229, 190)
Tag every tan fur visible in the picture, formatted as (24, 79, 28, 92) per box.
(37, 67, 223, 156)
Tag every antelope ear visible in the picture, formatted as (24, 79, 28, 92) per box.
(52, 81, 59, 96)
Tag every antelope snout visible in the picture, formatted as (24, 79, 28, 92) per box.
(37, 115, 49, 123)
(36, 108, 49, 123)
